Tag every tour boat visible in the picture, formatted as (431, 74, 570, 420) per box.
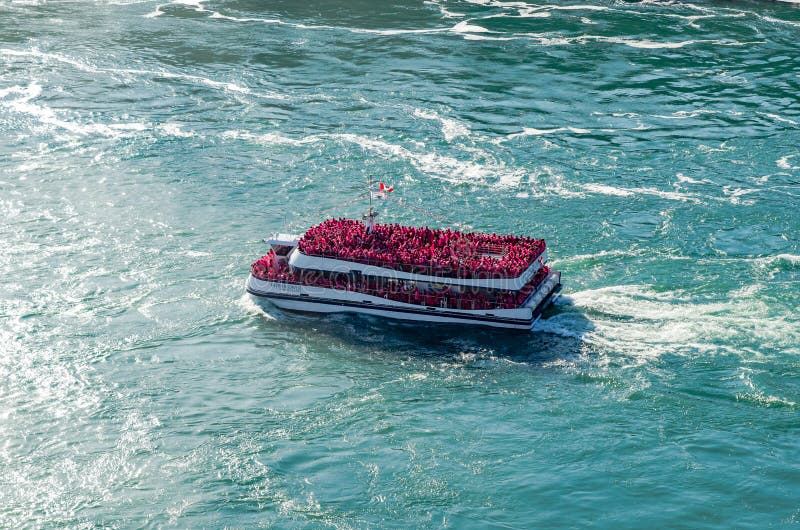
(246, 187, 562, 330)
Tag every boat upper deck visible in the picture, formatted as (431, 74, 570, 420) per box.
(296, 218, 545, 280)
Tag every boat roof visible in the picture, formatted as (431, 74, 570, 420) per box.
(265, 233, 300, 246)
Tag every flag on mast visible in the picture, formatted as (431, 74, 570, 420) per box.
(371, 181, 394, 200)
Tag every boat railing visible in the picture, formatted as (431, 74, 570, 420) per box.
(296, 248, 545, 280)
(263, 277, 516, 310)
(521, 270, 561, 308)
(253, 265, 552, 311)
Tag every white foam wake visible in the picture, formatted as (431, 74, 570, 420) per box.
(581, 183, 703, 204)
(653, 109, 724, 119)
(208, 11, 454, 35)
(223, 130, 524, 187)
(777, 154, 799, 170)
(752, 254, 800, 272)
(0, 81, 206, 142)
(549, 248, 649, 266)
(761, 14, 800, 27)
(238, 293, 277, 320)
(676, 173, 711, 185)
(503, 126, 591, 140)
(549, 4, 610, 11)
(412, 108, 470, 142)
(144, 0, 517, 40)
(459, 0, 609, 12)
(757, 112, 799, 125)
(450, 20, 491, 33)
(541, 284, 800, 361)
(0, 47, 287, 100)
(0, 82, 149, 138)
(144, 0, 208, 18)
(221, 130, 320, 147)
(326, 133, 525, 187)
(424, 0, 466, 19)
(511, 33, 759, 49)
(225, 127, 593, 199)
(148, 2, 463, 36)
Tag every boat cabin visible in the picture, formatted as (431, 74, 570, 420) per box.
(265, 233, 299, 265)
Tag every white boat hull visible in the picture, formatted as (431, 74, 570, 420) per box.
(246, 273, 562, 331)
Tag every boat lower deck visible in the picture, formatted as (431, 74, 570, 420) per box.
(246, 272, 562, 330)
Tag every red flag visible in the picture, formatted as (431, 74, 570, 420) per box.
(373, 182, 394, 199)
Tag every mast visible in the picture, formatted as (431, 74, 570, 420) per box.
(364, 175, 377, 233)
(368, 175, 373, 218)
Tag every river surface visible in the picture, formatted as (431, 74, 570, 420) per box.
(1, 0, 799, 527)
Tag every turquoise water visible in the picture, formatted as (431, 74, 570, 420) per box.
(2, 0, 799, 526)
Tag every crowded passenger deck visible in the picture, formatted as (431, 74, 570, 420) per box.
(297, 218, 546, 280)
